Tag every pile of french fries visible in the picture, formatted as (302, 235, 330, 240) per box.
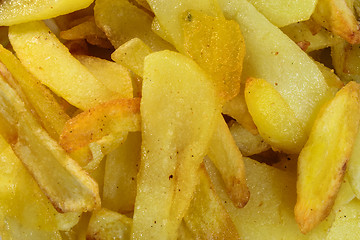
(2, 0, 360, 239)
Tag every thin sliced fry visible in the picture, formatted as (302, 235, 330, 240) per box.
(295, 81, 360, 233)
(0, 75, 100, 213)
(60, 98, 140, 153)
(207, 114, 249, 208)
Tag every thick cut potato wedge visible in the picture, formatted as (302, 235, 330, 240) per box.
(0, 76, 100, 213)
(219, 0, 334, 135)
(0, 0, 93, 26)
(245, 78, 307, 153)
(9, 21, 121, 110)
(295, 81, 360, 233)
(60, 98, 140, 153)
(208, 115, 249, 208)
(184, 166, 240, 240)
(132, 50, 219, 239)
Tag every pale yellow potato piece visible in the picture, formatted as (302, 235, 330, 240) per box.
(229, 121, 270, 157)
(9, 21, 121, 110)
(295, 81, 360, 233)
(245, 78, 307, 154)
(326, 199, 360, 240)
(132, 50, 219, 239)
(94, 0, 172, 51)
(281, 21, 336, 52)
(312, 0, 360, 44)
(102, 132, 140, 214)
(184, 166, 240, 240)
(87, 208, 132, 240)
(208, 114, 249, 208)
(146, 0, 223, 51)
(75, 55, 133, 98)
(111, 38, 152, 78)
(219, 0, 333, 135)
(205, 157, 333, 239)
(247, 0, 317, 27)
(346, 122, 360, 199)
(0, 76, 100, 213)
(0, 135, 79, 239)
(0, 0, 93, 26)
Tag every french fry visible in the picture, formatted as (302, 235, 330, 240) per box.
(245, 77, 307, 153)
(102, 132, 141, 213)
(94, 0, 172, 51)
(0, 0, 93, 26)
(207, 114, 249, 208)
(295, 81, 360, 233)
(312, 0, 360, 44)
(87, 208, 132, 240)
(0, 135, 80, 239)
(132, 50, 219, 239)
(60, 98, 140, 153)
(184, 166, 240, 240)
(9, 21, 122, 110)
(0, 75, 100, 213)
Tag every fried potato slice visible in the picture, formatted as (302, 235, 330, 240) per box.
(0, 0, 93, 26)
(60, 98, 140, 153)
(146, 0, 223, 51)
(245, 78, 307, 153)
(295, 81, 360, 233)
(182, 10, 245, 102)
(312, 0, 360, 44)
(132, 50, 219, 239)
(0, 135, 79, 239)
(218, 0, 334, 135)
(111, 38, 152, 78)
(184, 166, 240, 240)
(208, 115, 249, 208)
(87, 208, 132, 240)
(246, 0, 317, 27)
(94, 0, 172, 51)
(229, 121, 270, 157)
(102, 132, 140, 214)
(9, 21, 121, 110)
(0, 76, 100, 213)
(75, 55, 133, 98)
(0, 44, 70, 141)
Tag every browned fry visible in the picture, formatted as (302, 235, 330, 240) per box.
(60, 98, 141, 153)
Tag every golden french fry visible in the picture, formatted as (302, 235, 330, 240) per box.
(94, 0, 172, 51)
(184, 166, 240, 240)
(132, 50, 219, 239)
(102, 132, 140, 213)
(245, 77, 307, 153)
(87, 208, 132, 240)
(312, 0, 360, 44)
(9, 21, 122, 110)
(0, 0, 93, 26)
(295, 81, 360, 233)
(60, 98, 140, 153)
(0, 75, 100, 213)
(207, 115, 249, 208)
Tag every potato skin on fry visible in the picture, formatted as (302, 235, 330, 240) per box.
(295, 81, 360, 234)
